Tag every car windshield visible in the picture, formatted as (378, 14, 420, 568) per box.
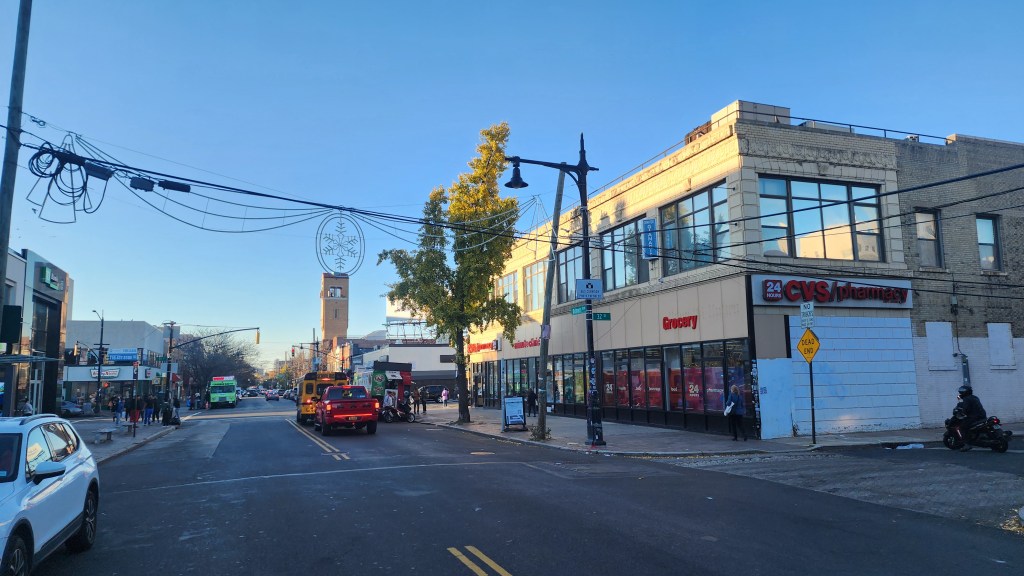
(0, 433, 21, 482)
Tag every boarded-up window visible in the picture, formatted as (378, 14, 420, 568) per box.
(987, 323, 1015, 368)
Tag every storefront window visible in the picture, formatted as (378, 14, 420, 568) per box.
(601, 351, 615, 406)
(614, 350, 629, 407)
(552, 356, 563, 404)
(645, 348, 663, 410)
(682, 344, 703, 412)
(703, 342, 725, 412)
(545, 357, 554, 404)
(665, 346, 683, 411)
(629, 349, 644, 408)
(570, 353, 585, 404)
(725, 340, 752, 414)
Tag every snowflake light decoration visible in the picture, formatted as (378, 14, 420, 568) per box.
(316, 212, 365, 275)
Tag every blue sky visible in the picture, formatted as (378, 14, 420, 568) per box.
(2, 0, 1023, 369)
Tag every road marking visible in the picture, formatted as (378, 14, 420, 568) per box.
(106, 461, 521, 495)
(447, 547, 489, 576)
(465, 546, 513, 576)
(286, 419, 337, 455)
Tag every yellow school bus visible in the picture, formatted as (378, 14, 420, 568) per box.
(297, 371, 348, 424)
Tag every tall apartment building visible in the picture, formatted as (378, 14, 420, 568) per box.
(468, 100, 1024, 439)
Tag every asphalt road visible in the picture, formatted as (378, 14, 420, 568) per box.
(36, 397, 1024, 575)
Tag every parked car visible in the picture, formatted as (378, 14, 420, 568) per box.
(0, 414, 100, 575)
(265, 390, 280, 401)
(418, 385, 451, 403)
(60, 401, 85, 418)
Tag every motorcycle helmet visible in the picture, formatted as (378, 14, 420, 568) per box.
(957, 385, 973, 397)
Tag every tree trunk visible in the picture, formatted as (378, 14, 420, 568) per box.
(455, 330, 470, 422)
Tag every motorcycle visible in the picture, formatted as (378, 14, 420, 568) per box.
(381, 400, 416, 424)
(943, 407, 1012, 452)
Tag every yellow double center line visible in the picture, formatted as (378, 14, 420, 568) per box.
(447, 546, 513, 576)
(286, 419, 349, 461)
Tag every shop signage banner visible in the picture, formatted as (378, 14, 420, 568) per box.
(641, 218, 659, 259)
(90, 368, 121, 379)
(751, 275, 912, 309)
(108, 348, 141, 361)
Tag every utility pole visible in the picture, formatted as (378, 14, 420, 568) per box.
(93, 310, 105, 409)
(164, 321, 176, 403)
(533, 170, 566, 441)
(0, 0, 33, 419)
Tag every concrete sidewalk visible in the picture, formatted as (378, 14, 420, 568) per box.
(414, 403, 1023, 456)
(71, 411, 191, 463)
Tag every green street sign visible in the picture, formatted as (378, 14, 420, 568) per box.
(592, 313, 611, 321)
(571, 305, 587, 315)
(157, 356, 168, 362)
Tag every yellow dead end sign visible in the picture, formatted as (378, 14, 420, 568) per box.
(798, 328, 820, 363)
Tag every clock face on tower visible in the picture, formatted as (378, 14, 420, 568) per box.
(317, 212, 365, 275)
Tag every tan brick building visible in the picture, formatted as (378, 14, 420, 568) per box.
(468, 100, 1024, 439)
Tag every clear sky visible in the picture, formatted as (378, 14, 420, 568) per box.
(2, 0, 1023, 369)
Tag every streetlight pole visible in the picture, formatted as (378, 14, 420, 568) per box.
(92, 310, 105, 408)
(505, 134, 605, 446)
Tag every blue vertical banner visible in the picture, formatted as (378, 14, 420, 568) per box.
(642, 218, 659, 259)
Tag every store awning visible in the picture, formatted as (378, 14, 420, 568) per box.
(0, 355, 59, 364)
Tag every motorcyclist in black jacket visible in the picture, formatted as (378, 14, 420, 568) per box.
(953, 385, 986, 451)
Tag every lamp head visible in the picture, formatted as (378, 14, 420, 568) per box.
(504, 161, 528, 189)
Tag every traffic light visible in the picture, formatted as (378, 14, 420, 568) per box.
(291, 347, 295, 358)
(255, 330, 260, 345)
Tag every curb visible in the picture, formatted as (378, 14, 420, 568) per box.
(95, 425, 176, 464)
(421, 419, 803, 458)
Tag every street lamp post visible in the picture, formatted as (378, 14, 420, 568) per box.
(505, 134, 605, 446)
(92, 310, 105, 408)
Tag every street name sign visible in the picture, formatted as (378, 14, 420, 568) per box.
(592, 313, 611, 321)
(571, 305, 587, 315)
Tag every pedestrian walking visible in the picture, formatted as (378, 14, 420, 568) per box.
(419, 386, 427, 414)
(173, 396, 181, 419)
(114, 397, 124, 426)
(441, 388, 449, 407)
(411, 389, 421, 415)
(726, 384, 748, 441)
(527, 388, 538, 417)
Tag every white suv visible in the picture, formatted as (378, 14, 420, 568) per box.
(1, 414, 100, 575)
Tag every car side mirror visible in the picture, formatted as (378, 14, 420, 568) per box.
(32, 461, 66, 485)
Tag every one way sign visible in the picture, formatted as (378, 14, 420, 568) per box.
(576, 279, 604, 300)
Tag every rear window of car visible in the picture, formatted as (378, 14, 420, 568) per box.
(325, 387, 367, 400)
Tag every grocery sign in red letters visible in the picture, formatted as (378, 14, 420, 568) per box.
(663, 315, 698, 330)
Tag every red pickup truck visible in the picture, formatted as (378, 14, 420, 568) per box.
(313, 385, 379, 435)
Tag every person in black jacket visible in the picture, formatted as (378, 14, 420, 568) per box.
(953, 385, 986, 451)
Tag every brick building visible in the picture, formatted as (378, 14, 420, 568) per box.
(467, 100, 1024, 439)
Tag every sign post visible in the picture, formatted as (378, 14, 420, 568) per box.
(798, 328, 821, 444)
